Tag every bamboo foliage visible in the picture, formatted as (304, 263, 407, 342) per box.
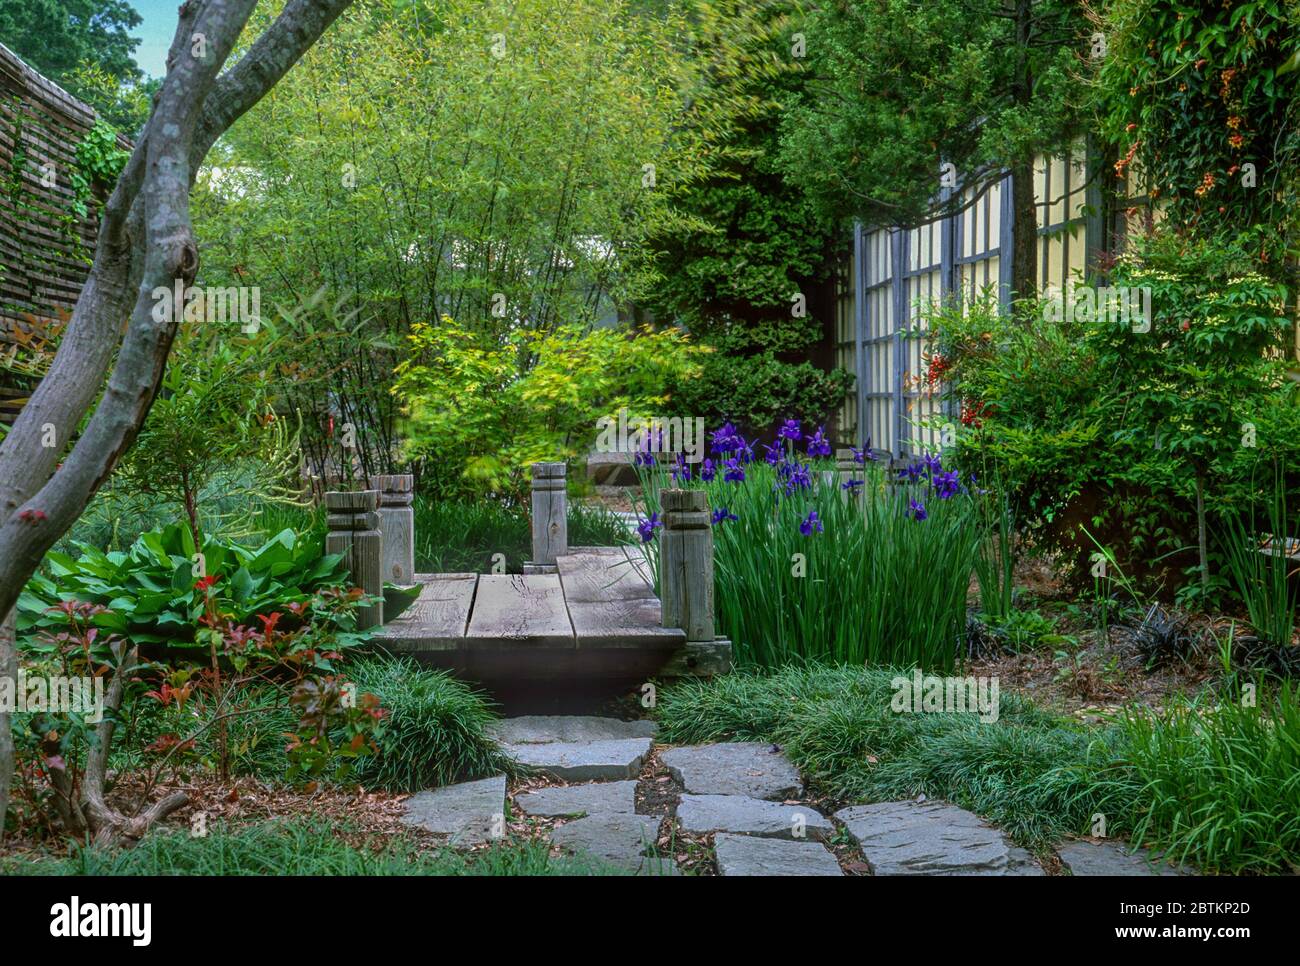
(194, 0, 770, 335)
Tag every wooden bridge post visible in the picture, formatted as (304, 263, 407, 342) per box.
(526, 462, 568, 573)
(325, 489, 384, 629)
(659, 488, 731, 675)
(370, 473, 415, 586)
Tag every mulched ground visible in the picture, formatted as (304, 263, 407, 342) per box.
(963, 555, 1233, 717)
(1, 772, 428, 861)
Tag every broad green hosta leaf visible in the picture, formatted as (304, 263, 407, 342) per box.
(20, 522, 352, 650)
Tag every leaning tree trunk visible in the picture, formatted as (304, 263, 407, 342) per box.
(0, 608, 15, 842)
(0, 0, 356, 623)
(0, 0, 357, 846)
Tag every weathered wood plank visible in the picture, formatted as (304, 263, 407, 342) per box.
(1259, 534, 1300, 562)
(556, 546, 655, 603)
(373, 573, 477, 651)
(567, 597, 685, 649)
(466, 574, 575, 649)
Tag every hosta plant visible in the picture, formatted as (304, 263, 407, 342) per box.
(17, 522, 354, 649)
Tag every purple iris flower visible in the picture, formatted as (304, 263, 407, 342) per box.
(637, 513, 662, 542)
(897, 462, 925, 484)
(933, 469, 960, 500)
(807, 426, 831, 458)
(922, 452, 943, 477)
(723, 458, 745, 483)
(634, 428, 660, 466)
(701, 458, 716, 482)
(775, 460, 812, 495)
(799, 509, 823, 536)
(670, 453, 691, 485)
(778, 418, 802, 442)
(734, 436, 756, 464)
(711, 507, 738, 525)
(710, 422, 742, 454)
(841, 479, 864, 492)
(761, 443, 782, 465)
(908, 499, 928, 521)
(787, 462, 812, 492)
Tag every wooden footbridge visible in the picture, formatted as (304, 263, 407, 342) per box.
(326, 466, 730, 705)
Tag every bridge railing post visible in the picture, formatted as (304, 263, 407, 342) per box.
(658, 489, 731, 675)
(526, 461, 567, 573)
(325, 489, 384, 629)
(659, 488, 713, 640)
(370, 473, 415, 586)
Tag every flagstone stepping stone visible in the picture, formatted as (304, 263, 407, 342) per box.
(660, 742, 802, 800)
(714, 833, 843, 876)
(498, 738, 652, 781)
(488, 716, 655, 780)
(1057, 840, 1188, 876)
(1007, 847, 1045, 875)
(676, 794, 832, 840)
(400, 775, 506, 846)
(550, 812, 669, 874)
(514, 781, 638, 817)
(487, 715, 656, 744)
(834, 800, 1042, 875)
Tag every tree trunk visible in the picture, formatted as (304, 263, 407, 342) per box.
(0, 0, 358, 623)
(1011, 160, 1039, 304)
(1196, 471, 1210, 591)
(0, 0, 357, 848)
(183, 478, 202, 553)
(0, 608, 15, 842)
(38, 643, 191, 846)
(1009, 0, 1038, 304)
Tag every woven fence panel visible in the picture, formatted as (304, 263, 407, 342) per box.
(0, 41, 129, 425)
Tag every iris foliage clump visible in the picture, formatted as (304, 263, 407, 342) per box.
(635, 420, 982, 671)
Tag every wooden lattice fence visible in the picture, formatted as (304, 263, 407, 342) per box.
(0, 41, 129, 427)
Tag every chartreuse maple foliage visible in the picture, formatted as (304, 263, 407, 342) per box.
(392, 318, 705, 496)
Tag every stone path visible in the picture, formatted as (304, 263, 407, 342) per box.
(400, 775, 506, 845)
(660, 742, 802, 799)
(400, 716, 1191, 876)
(486, 716, 656, 783)
(834, 800, 1042, 875)
(1056, 840, 1189, 876)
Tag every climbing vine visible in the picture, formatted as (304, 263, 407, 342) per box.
(1095, 0, 1300, 267)
(71, 118, 129, 219)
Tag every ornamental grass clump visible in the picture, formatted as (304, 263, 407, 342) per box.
(1220, 468, 1299, 663)
(658, 667, 1300, 869)
(345, 657, 512, 792)
(635, 421, 981, 671)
